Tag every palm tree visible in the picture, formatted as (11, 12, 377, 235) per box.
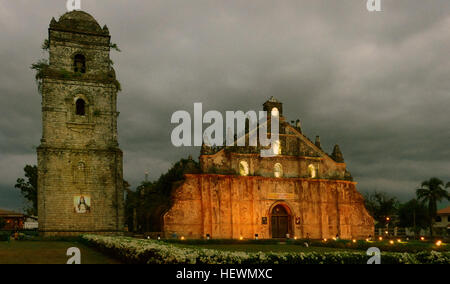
(416, 178, 450, 237)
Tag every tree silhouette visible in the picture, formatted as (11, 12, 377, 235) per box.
(15, 165, 38, 216)
(416, 178, 449, 237)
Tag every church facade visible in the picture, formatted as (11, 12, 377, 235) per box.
(164, 98, 374, 239)
(37, 11, 124, 236)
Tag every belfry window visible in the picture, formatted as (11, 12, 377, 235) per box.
(74, 54, 86, 73)
(76, 99, 86, 116)
(271, 107, 279, 117)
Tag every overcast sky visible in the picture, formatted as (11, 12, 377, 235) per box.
(0, 0, 449, 212)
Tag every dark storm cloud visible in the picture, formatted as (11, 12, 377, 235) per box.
(0, 0, 449, 211)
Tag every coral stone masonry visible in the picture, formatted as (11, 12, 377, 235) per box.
(164, 99, 374, 239)
(37, 11, 124, 236)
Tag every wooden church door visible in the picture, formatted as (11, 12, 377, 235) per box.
(271, 205, 289, 238)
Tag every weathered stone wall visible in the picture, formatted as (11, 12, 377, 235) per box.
(37, 12, 123, 236)
(200, 150, 347, 179)
(40, 79, 119, 148)
(164, 174, 374, 239)
(49, 31, 110, 72)
(37, 149, 123, 235)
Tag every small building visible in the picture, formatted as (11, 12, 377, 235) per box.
(24, 216, 39, 230)
(434, 206, 450, 236)
(0, 209, 25, 231)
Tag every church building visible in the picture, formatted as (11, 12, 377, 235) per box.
(37, 11, 124, 236)
(164, 98, 374, 239)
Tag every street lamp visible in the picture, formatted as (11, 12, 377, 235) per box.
(385, 216, 390, 236)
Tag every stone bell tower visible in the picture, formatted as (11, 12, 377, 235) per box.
(37, 11, 124, 236)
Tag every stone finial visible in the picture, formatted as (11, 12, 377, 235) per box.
(103, 25, 109, 34)
(268, 96, 280, 103)
(332, 144, 345, 163)
(315, 136, 322, 149)
(50, 17, 57, 26)
(344, 169, 353, 181)
(296, 119, 302, 133)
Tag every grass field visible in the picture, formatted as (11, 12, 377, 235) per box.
(0, 240, 349, 264)
(0, 241, 121, 264)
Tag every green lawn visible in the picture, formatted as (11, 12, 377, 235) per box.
(173, 243, 349, 253)
(0, 241, 121, 264)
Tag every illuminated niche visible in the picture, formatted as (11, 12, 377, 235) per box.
(239, 161, 249, 176)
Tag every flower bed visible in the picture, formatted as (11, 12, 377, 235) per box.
(300, 239, 448, 253)
(81, 235, 450, 264)
(163, 238, 448, 253)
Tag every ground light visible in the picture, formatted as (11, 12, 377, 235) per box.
(378, 237, 383, 241)
(436, 240, 442, 247)
(239, 236, 244, 241)
(389, 240, 394, 245)
(420, 237, 425, 241)
(352, 239, 357, 243)
(180, 236, 185, 240)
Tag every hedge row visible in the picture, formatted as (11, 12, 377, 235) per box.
(163, 238, 447, 253)
(302, 239, 448, 253)
(81, 235, 450, 264)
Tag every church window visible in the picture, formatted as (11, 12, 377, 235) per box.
(74, 54, 86, 73)
(274, 163, 283, 178)
(308, 164, 317, 178)
(76, 99, 86, 116)
(239, 161, 249, 176)
(272, 139, 281, 155)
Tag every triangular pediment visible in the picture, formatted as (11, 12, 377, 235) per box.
(202, 116, 332, 160)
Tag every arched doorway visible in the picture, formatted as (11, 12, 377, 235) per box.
(271, 205, 290, 238)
